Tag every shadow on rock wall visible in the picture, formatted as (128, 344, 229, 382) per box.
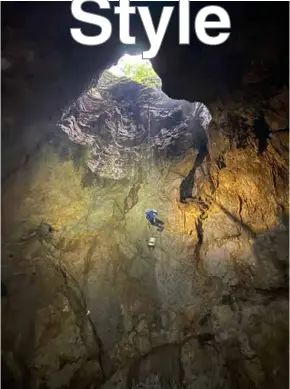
(2, 209, 288, 389)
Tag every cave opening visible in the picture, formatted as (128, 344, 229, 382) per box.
(108, 53, 162, 90)
(58, 52, 212, 205)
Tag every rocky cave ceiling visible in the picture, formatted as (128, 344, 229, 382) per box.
(2, 2, 289, 111)
(2, 2, 288, 184)
(58, 60, 212, 181)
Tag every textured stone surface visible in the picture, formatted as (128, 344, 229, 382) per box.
(59, 70, 211, 180)
(2, 81, 288, 388)
(1, 5, 289, 387)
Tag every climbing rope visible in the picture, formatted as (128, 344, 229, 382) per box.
(159, 228, 164, 265)
(148, 105, 152, 177)
(147, 105, 157, 178)
(146, 106, 166, 252)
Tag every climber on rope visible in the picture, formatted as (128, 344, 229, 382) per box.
(145, 209, 164, 232)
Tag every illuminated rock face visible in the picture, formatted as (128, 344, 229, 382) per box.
(59, 70, 212, 180)
(1, 3, 289, 386)
(2, 91, 289, 389)
(2, 45, 289, 386)
(1, 34, 289, 389)
(2, 54, 289, 387)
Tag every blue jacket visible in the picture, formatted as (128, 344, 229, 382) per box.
(145, 209, 158, 224)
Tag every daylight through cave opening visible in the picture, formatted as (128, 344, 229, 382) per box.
(59, 53, 212, 202)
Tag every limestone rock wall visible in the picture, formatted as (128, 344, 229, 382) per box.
(2, 81, 288, 388)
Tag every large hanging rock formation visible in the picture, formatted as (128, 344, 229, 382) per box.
(59, 70, 211, 180)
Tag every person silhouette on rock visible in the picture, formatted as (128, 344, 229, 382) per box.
(145, 209, 164, 231)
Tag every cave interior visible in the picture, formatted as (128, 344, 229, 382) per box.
(1, 2, 289, 389)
